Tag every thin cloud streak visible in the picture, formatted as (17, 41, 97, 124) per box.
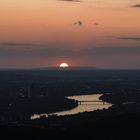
(106, 36, 140, 41)
(0, 42, 42, 47)
(132, 4, 140, 7)
(58, 0, 81, 2)
(119, 37, 140, 41)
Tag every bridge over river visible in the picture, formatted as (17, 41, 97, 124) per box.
(78, 100, 107, 105)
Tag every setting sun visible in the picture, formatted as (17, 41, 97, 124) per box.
(59, 63, 69, 68)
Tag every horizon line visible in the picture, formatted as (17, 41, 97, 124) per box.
(0, 66, 140, 71)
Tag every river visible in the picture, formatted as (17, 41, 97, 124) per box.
(31, 94, 112, 120)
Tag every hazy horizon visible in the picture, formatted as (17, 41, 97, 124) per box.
(0, 66, 140, 70)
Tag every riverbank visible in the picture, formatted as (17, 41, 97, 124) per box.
(0, 96, 78, 123)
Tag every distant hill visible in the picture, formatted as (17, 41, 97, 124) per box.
(36, 66, 100, 71)
(0, 66, 100, 71)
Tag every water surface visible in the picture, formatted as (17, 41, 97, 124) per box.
(31, 94, 112, 120)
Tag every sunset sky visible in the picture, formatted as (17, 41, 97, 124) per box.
(0, 0, 140, 69)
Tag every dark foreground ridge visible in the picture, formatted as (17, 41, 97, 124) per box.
(0, 111, 140, 140)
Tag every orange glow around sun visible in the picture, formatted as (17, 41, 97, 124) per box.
(59, 63, 69, 68)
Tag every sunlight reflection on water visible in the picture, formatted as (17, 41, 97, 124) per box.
(31, 94, 112, 120)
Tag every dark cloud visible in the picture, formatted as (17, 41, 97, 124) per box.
(132, 4, 140, 7)
(78, 21, 82, 24)
(73, 21, 83, 26)
(93, 23, 99, 26)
